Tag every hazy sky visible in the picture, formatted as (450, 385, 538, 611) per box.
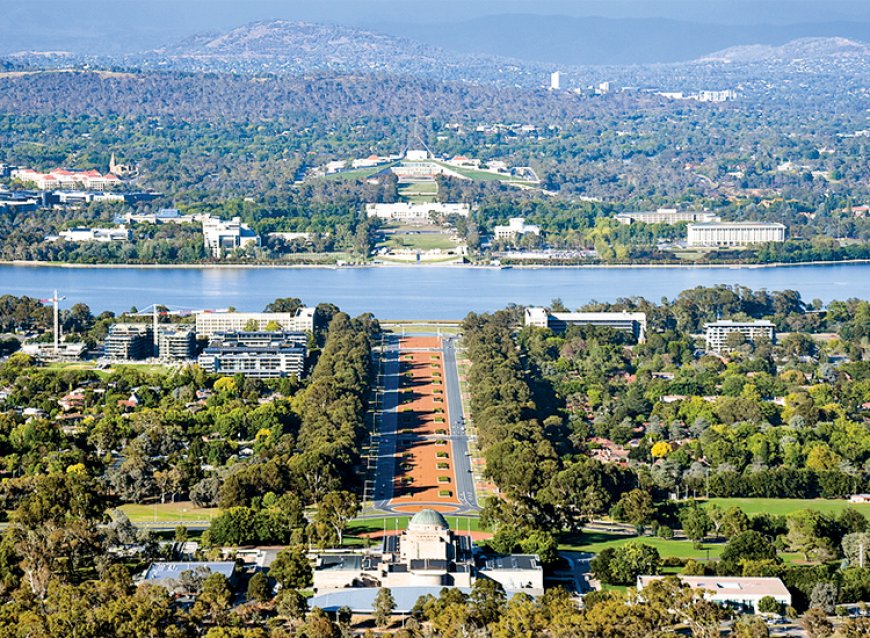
(0, 0, 866, 57)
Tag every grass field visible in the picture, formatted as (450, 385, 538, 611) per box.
(559, 531, 725, 560)
(379, 232, 458, 251)
(704, 498, 870, 517)
(435, 162, 520, 183)
(119, 502, 219, 524)
(321, 162, 396, 182)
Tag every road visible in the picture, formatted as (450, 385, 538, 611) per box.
(442, 336, 479, 512)
(371, 334, 400, 511)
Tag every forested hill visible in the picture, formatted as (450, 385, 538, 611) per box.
(699, 37, 870, 63)
(0, 70, 596, 122)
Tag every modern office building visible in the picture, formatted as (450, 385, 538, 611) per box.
(704, 320, 776, 352)
(615, 209, 721, 225)
(195, 308, 316, 337)
(198, 331, 307, 379)
(637, 576, 791, 613)
(202, 216, 260, 257)
(493, 218, 541, 240)
(309, 510, 543, 612)
(687, 222, 786, 247)
(104, 324, 154, 359)
(157, 327, 197, 360)
(525, 307, 647, 342)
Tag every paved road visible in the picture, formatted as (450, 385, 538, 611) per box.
(442, 336, 479, 512)
(372, 334, 400, 510)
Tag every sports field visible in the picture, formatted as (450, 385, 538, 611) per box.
(119, 501, 218, 524)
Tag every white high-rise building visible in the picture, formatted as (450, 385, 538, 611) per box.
(202, 216, 260, 258)
(549, 71, 561, 91)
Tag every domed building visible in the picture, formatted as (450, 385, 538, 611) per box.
(310, 509, 544, 612)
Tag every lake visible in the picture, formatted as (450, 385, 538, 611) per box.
(0, 262, 867, 319)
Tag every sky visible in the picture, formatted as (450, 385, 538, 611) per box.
(0, 0, 866, 57)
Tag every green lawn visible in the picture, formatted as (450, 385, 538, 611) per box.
(435, 162, 519, 182)
(379, 233, 458, 251)
(704, 497, 870, 517)
(119, 502, 219, 524)
(320, 162, 397, 182)
(559, 531, 725, 560)
(349, 515, 484, 535)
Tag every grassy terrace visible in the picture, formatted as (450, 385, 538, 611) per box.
(320, 162, 397, 181)
(378, 232, 458, 251)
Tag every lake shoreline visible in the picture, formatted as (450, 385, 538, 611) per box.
(2, 258, 870, 271)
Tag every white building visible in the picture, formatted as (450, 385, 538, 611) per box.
(687, 222, 786, 247)
(57, 226, 131, 243)
(195, 308, 316, 336)
(311, 510, 542, 599)
(157, 327, 197, 360)
(704, 320, 776, 352)
(202, 216, 260, 257)
(525, 307, 647, 342)
(198, 331, 307, 379)
(637, 576, 791, 613)
(493, 218, 541, 240)
(365, 202, 471, 224)
(550, 71, 561, 91)
(615, 209, 721, 225)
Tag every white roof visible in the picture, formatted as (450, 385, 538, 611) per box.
(637, 575, 790, 598)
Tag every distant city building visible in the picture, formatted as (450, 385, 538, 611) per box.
(195, 309, 315, 336)
(549, 71, 561, 91)
(704, 320, 776, 352)
(57, 226, 131, 243)
(596, 81, 611, 95)
(525, 307, 647, 342)
(687, 222, 786, 247)
(493, 217, 541, 240)
(615, 208, 721, 225)
(12, 167, 121, 190)
(109, 153, 137, 177)
(637, 576, 790, 613)
(21, 342, 87, 362)
(365, 202, 471, 223)
(198, 331, 307, 379)
(105, 323, 154, 360)
(657, 89, 737, 103)
(202, 216, 260, 257)
(267, 231, 313, 242)
(157, 327, 197, 360)
(116, 208, 198, 225)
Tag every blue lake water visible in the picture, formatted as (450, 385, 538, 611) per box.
(0, 263, 867, 319)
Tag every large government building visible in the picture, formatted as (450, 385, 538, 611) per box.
(308, 510, 543, 613)
(686, 221, 786, 247)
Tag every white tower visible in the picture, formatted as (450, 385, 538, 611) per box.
(549, 71, 561, 91)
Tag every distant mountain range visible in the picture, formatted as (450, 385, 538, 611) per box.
(698, 36, 870, 63)
(136, 20, 541, 84)
(4, 19, 868, 83)
(370, 14, 870, 65)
